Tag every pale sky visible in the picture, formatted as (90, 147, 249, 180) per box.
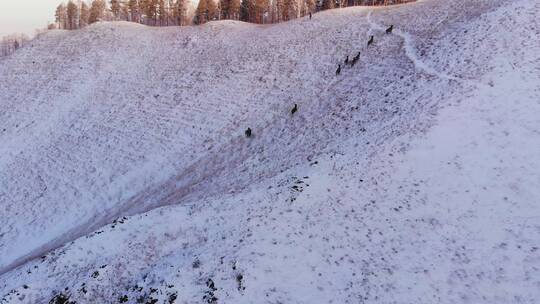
(0, 0, 60, 37)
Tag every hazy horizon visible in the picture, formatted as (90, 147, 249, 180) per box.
(0, 0, 60, 37)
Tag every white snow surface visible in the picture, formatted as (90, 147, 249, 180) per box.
(1, 0, 540, 303)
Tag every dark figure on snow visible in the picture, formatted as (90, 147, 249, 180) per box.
(351, 52, 360, 66)
(368, 35, 374, 46)
(309, 12, 312, 20)
(291, 104, 298, 115)
(386, 25, 394, 34)
(245, 128, 252, 138)
(345, 56, 350, 65)
(336, 64, 341, 76)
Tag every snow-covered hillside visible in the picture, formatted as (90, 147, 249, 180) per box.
(1, 0, 539, 303)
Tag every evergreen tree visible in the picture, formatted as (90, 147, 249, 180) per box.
(219, 0, 229, 19)
(66, 1, 79, 30)
(321, 0, 334, 10)
(52, 0, 414, 27)
(228, 0, 241, 20)
(128, 0, 140, 22)
(111, 0, 122, 18)
(141, 0, 158, 25)
(272, 0, 282, 22)
(121, 1, 130, 20)
(139, 0, 148, 23)
(207, 0, 218, 21)
(195, 0, 209, 24)
(240, 0, 254, 22)
(157, 0, 167, 25)
(89, 0, 106, 24)
(55, 4, 68, 29)
(303, 0, 315, 15)
(254, 0, 269, 23)
(80, 2, 90, 27)
(174, 0, 188, 25)
(281, 0, 292, 21)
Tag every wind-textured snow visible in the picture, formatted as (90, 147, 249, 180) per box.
(1, 0, 539, 303)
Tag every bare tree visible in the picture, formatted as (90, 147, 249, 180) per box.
(0, 34, 29, 57)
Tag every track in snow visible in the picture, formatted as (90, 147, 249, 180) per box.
(367, 9, 461, 82)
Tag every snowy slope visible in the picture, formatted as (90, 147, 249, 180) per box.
(1, 0, 540, 303)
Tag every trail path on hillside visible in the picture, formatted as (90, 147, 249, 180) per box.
(367, 10, 461, 82)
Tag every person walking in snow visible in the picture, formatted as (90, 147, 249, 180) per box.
(309, 12, 312, 20)
(245, 128, 252, 138)
(336, 64, 341, 76)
